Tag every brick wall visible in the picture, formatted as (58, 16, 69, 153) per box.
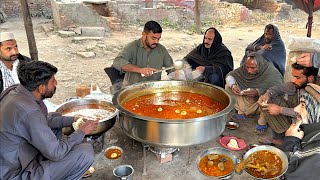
(0, 0, 52, 17)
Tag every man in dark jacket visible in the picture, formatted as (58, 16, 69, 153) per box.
(0, 32, 31, 93)
(280, 83, 320, 179)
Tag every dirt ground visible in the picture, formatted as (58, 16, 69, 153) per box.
(1, 8, 320, 180)
(1, 9, 320, 104)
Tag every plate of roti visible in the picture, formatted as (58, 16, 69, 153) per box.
(219, 136, 247, 151)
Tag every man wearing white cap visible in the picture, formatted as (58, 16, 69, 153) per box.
(0, 32, 31, 93)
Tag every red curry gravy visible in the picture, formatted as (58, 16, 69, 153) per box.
(105, 148, 122, 160)
(245, 150, 283, 179)
(123, 92, 224, 119)
(198, 154, 234, 177)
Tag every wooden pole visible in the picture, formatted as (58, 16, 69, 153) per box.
(19, 0, 38, 60)
(195, 0, 201, 34)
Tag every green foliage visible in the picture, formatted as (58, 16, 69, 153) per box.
(188, 18, 222, 34)
(160, 19, 178, 29)
(243, 0, 254, 5)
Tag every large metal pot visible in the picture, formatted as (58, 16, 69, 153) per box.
(55, 98, 118, 136)
(113, 81, 235, 147)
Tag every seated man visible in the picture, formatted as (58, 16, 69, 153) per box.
(257, 63, 318, 145)
(280, 83, 320, 179)
(112, 20, 174, 86)
(182, 27, 233, 88)
(0, 32, 31, 93)
(0, 61, 99, 180)
(241, 24, 286, 76)
(225, 53, 283, 131)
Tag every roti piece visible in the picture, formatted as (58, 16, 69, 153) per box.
(72, 117, 87, 130)
(227, 138, 239, 149)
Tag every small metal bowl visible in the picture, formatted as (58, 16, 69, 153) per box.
(104, 146, 123, 160)
(196, 147, 238, 179)
(225, 121, 239, 130)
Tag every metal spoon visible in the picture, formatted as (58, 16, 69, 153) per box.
(141, 60, 184, 77)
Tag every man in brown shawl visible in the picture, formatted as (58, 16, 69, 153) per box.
(226, 53, 283, 131)
(257, 63, 319, 145)
(183, 27, 233, 87)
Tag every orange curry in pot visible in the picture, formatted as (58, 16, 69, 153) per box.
(123, 92, 224, 119)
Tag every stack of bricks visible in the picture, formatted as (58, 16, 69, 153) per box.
(275, 3, 292, 20)
(0, 0, 51, 17)
(0, 0, 20, 17)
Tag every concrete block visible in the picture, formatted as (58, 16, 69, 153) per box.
(81, 27, 106, 37)
(58, 30, 77, 37)
(154, 153, 173, 164)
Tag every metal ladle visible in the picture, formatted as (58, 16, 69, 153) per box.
(141, 60, 184, 77)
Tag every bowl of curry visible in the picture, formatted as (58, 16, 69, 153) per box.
(242, 145, 288, 179)
(197, 147, 237, 178)
(104, 146, 123, 160)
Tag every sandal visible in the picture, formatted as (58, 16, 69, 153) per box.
(255, 124, 268, 134)
(231, 114, 246, 121)
(257, 137, 282, 146)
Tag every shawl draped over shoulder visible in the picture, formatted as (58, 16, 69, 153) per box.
(184, 27, 233, 84)
(228, 53, 283, 95)
(241, 24, 286, 76)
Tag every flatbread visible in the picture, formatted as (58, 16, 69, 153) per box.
(72, 117, 87, 130)
(227, 138, 239, 149)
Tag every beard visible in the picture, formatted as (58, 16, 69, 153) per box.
(0, 52, 18, 61)
(204, 43, 211, 48)
(41, 87, 56, 100)
(145, 39, 157, 49)
(296, 81, 308, 89)
(248, 72, 257, 76)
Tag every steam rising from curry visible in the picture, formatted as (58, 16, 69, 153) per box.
(123, 92, 224, 119)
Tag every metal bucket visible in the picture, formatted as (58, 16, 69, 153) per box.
(113, 81, 235, 147)
(113, 165, 134, 180)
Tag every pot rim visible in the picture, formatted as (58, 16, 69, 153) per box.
(113, 81, 235, 123)
(55, 98, 118, 122)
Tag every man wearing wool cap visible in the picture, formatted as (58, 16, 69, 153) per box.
(0, 32, 31, 93)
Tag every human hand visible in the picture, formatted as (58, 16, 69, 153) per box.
(258, 93, 269, 106)
(73, 115, 81, 122)
(261, 44, 272, 50)
(78, 120, 99, 135)
(285, 120, 304, 139)
(140, 67, 158, 77)
(296, 53, 311, 67)
(262, 104, 282, 115)
(242, 88, 258, 97)
(196, 66, 205, 73)
(231, 84, 242, 95)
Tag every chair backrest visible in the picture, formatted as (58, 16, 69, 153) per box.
(104, 66, 124, 85)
